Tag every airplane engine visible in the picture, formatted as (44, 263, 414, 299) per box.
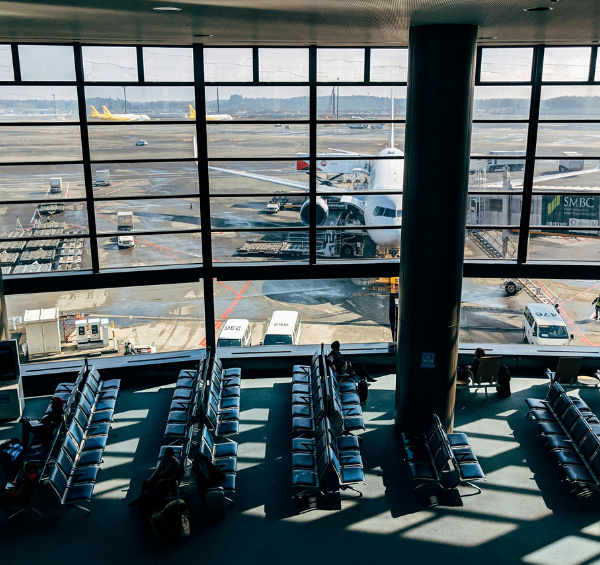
(300, 197, 329, 226)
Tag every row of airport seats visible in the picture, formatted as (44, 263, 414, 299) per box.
(164, 361, 206, 443)
(403, 414, 485, 500)
(546, 357, 600, 390)
(3, 363, 93, 521)
(205, 355, 242, 437)
(200, 425, 238, 505)
(48, 365, 121, 517)
(320, 347, 365, 435)
(291, 354, 366, 501)
(526, 382, 600, 496)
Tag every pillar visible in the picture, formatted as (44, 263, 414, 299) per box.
(0, 270, 7, 340)
(395, 24, 478, 434)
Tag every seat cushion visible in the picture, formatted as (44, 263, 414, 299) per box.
(213, 457, 237, 474)
(77, 450, 103, 467)
(292, 417, 315, 432)
(585, 415, 600, 424)
(409, 462, 436, 480)
(342, 405, 363, 417)
(98, 389, 119, 401)
(555, 450, 585, 466)
(176, 378, 195, 389)
(214, 442, 238, 458)
(219, 396, 240, 409)
(457, 462, 485, 481)
(221, 386, 241, 398)
(70, 466, 101, 484)
(292, 394, 311, 406)
(564, 464, 594, 484)
(540, 421, 566, 436)
(452, 447, 478, 463)
(216, 420, 239, 436)
(173, 389, 193, 401)
(223, 376, 242, 387)
(340, 393, 360, 405)
(292, 453, 316, 470)
(531, 410, 556, 422)
(86, 423, 111, 437)
(101, 378, 121, 390)
(545, 434, 574, 451)
(219, 473, 236, 491)
(292, 470, 317, 487)
(292, 438, 315, 453)
(447, 433, 470, 448)
(342, 416, 365, 432)
(292, 365, 309, 375)
(340, 466, 365, 484)
(292, 374, 310, 385)
(339, 381, 357, 393)
(525, 398, 548, 410)
(82, 435, 107, 452)
(338, 451, 362, 467)
(292, 404, 312, 418)
(337, 436, 360, 451)
(167, 411, 188, 424)
(405, 445, 431, 463)
(572, 398, 591, 412)
(94, 399, 116, 412)
(164, 423, 186, 437)
(90, 410, 113, 424)
(64, 483, 94, 503)
(224, 368, 242, 378)
(292, 384, 310, 395)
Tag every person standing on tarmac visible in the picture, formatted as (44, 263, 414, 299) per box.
(592, 294, 600, 320)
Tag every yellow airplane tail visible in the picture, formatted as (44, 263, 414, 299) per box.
(90, 105, 102, 118)
(102, 105, 113, 118)
(188, 105, 196, 119)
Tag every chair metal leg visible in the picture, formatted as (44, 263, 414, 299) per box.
(342, 485, 363, 497)
(459, 481, 483, 496)
(7, 508, 25, 521)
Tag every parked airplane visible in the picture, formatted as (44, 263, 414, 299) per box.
(89, 105, 151, 121)
(188, 105, 233, 121)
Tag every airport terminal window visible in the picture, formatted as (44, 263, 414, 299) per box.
(479, 48, 533, 82)
(473, 86, 531, 120)
(18, 45, 76, 82)
(316, 86, 407, 120)
(82, 46, 138, 82)
(0, 86, 79, 122)
(539, 86, 600, 119)
(142, 48, 194, 83)
(258, 49, 309, 82)
(542, 47, 591, 82)
(0, 45, 13, 81)
(370, 49, 408, 82)
(317, 49, 364, 82)
(203, 48, 253, 82)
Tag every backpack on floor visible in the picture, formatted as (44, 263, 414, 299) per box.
(205, 487, 227, 521)
(150, 499, 190, 541)
(497, 365, 512, 398)
(0, 439, 24, 475)
(357, 379, 369, 405)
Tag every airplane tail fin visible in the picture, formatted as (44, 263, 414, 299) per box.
(90, 105, 101, 118)
(102, 105, 112, 117)
(188, 105, 196, 119)
(388, 87, 395, 149)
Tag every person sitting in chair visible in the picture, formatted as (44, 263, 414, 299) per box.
(0, 461, 39, 509)
(129, 448, 180, 510)
(20, 396, 64, 449)
(327, 341, 355, 377)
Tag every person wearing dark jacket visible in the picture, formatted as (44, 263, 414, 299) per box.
(327, 341, 355, 376)
(0, 461, 39, 508)
(20, 396, 64, 449)
(592, 295, 600, 320)
(470, 348, 486, 377)
(129, 448, 180, 509)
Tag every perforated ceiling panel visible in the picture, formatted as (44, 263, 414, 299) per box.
(0, 0, 598, 45)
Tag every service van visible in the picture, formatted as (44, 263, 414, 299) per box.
(263, 311, 301, 346)
(217, 319, 252, 348)
(523, 303, 573, 346)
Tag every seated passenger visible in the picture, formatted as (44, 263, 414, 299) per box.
(470, 348, 486, 377)
(129, 448, 180, 510)
(0, 461, 39, 509)
(20, 396, 64, 449)
(327, 341, 355, 377)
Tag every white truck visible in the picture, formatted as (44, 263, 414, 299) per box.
(118, 235, 135, 249)
(117, 211, 134, 231)
(559, 152, 584, 172)
(95, 170, 111, 186)
(266, 200, 280, 214)
(49, 178, 62, 193)
(486, 151, 526, 172)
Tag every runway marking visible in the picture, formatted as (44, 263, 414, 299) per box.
(200, 280, 251, 346)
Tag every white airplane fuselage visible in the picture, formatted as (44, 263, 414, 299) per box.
(362, 147, 403, 248)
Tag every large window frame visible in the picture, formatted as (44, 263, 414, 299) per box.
(2, 43, 600, 349)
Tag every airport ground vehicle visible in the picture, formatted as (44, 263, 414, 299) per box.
(263, 311, 301, 345)
(117, 211, 134, 231)
(559, 152, 584, 172)
(49, 178, 62, 193)
(95, 170, 111, 186)
(486, 151, 526, 172)
(217, 319, 252, 347)
(523, 303, 573, 345)
(117, 235, 135, 249)
(266, 201, 280, 214)
(136, 140, 148, 146)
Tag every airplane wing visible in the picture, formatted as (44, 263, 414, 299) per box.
(208, 166, 351, 193)
(327, 148, 374, 157)
(486, 163, 600, 189)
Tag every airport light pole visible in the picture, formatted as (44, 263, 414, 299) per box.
(52, 93, 57, 120)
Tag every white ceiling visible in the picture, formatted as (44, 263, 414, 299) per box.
(0, 0, 599, 46)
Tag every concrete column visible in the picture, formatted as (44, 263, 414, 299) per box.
(395, 24, 478, 434)
(0, 270, 7, 340)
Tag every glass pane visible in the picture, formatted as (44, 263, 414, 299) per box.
(142, 47, 194, 82)
(211, 196, 307, 229)
(207, 124, 309, 158)
(0, 202, 88, 234)
(88, 124, 196, 161)
(466, 195, 520, 226)
(94, 198, 200, 233)
(19, 45, 75, 82)
(480, 48, 533, 82)
(537, 124, 600, 157)
(1, 237, 91, 275)
(314, 158, 402, 193)
(91, 162, 199, 197)
(469, 158, 525, 191)
(205, 86, 309, 120)
(317, 49, 364, 82)
(317, 86, 406, 120)
(258, 49, 309, 82)
(542, 47, 591, 82)
(465, 229, 519, 260)
(533, 159, 600, 192)
(316, 124, 404, 154)
(0, 126, 82, 162)
(215, 279, 394, 345)
(316, 228, 400, 259)
(0, 45, 14, 81)
(0, 86, 78, 122)
(203, 48, 253, 82)
(209, 161, 307, 194)
(98, 232, 202, 268)
(531, 194, 600, 228)
(212, 230, 309, 262)
(5, 282, 205, 359)
(528, 231, 600, 261)
(540, 86, 600, 120)
(85, 86, 195, 121)
(474, 86, 531, 120)
(370, 49, 408, 82)
(471, 123, 528, 156)
(82, 47, 138, 82)
(0, 164, 85, 201)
